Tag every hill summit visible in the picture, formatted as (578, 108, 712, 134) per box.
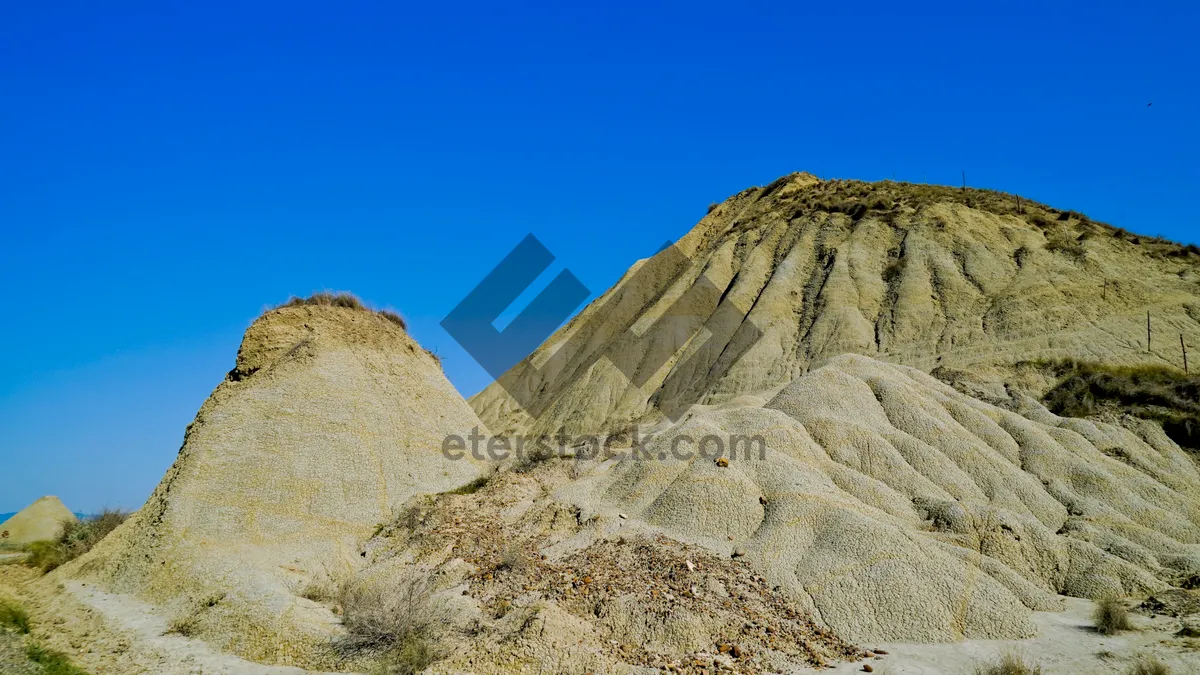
(472, 172, 1200, 438)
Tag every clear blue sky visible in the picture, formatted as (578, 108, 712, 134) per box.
(1, 2, 1197, 513)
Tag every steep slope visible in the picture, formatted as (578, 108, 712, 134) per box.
(0, 497, 76, 545)
(57, 302, 488, 667)
(472, 172, 1200, 438)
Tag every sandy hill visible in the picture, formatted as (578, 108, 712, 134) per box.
(337, 353, 1200, 673)
(0, 496, 75, 545)
(58, 300, 490, 667)
(471, 172, 1200, 438)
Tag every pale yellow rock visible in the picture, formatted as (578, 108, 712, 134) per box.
(0, 496, 76, 545)
(57, 304, 489, 667)
(567, 354, 1200, 642)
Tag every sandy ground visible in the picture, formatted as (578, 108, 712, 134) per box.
(820, 597, 1199, 675)
(4, 559, 1197, 674)
(63, 580, 349, 675)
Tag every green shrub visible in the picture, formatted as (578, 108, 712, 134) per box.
(1093, 596, 1132, 635)
(0, 599, 30, 633)
(27, 509, 129, 574)
(25, 642, 89, 675)
(25, 540, 68, 574)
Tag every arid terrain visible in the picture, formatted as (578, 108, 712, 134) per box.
(3, 173, 1199, 674)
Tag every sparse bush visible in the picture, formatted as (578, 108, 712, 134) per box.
(707, 202, 719, 214)
(973, 652, 1043, 675)
(1093, 596, 1132, 635)
(27, 509, 129, 573)
(0, 599, 30, 633)
(280, 292, 408, 329)
(1127, 656, 1171, 675)
(336, 570, 449, 658)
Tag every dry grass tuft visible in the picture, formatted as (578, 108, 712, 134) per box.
(1093, 596, 1133, 635)
(280, 292, 408, 330)
(973, 652, 1043, 675)
(165, 613, 200, 637)
(498, 544, 529, 572)
(26, 508, 129, 573)
(1126, 656, 1172, 675)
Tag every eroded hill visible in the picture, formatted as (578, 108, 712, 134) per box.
(471, 172, 1200, 438)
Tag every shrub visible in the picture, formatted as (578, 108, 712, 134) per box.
(28, 509, 129, 573)
(280, 292, 408, 330)
(336, 571, 449, 658)
(1127, 656, 1171, 675)
(1093, 596, 1132, 635)
(973, 652, 1043, 675)
(0, 599, 30, 633)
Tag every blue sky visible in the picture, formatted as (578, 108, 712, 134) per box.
(1, 1, 1197, 513)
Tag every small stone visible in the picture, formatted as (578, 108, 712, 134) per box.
(759, 495, 768, 505)
(718, 643, 732, 653)
(863, 665, 874, 673)
(731, 644, 744, 659)
(686, 560, 696, 572)
(731, 547, 746, 558)
(715, 457, 729, 467)
(618, 513, 628, 519)
(874, 649, 889, 655)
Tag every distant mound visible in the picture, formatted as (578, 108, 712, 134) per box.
(472, 172, 1200, 438)
(62, 298, 489, 667)
(0, 496, 76, 545)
